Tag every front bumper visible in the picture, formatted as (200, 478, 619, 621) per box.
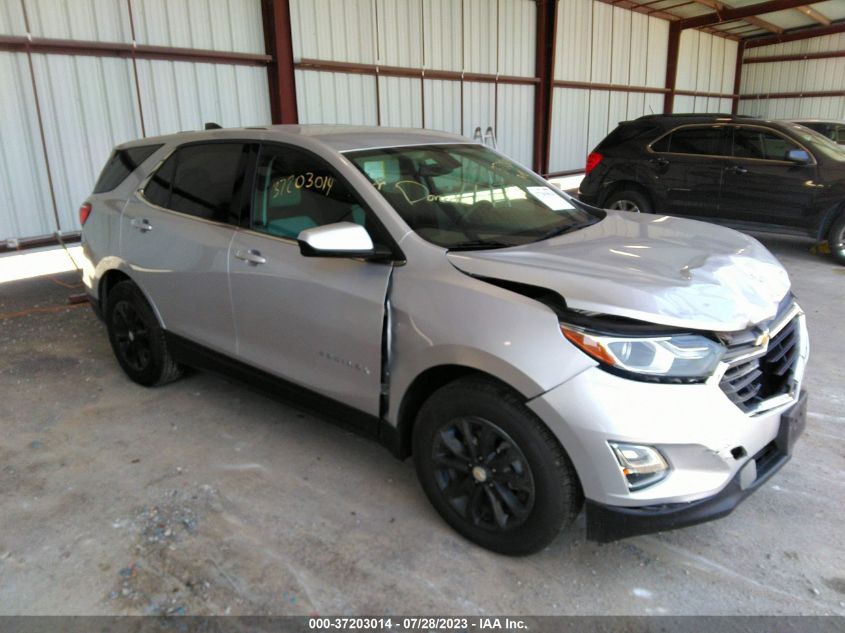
(526, 312, 809, 540)
(585, 391, 807, 542)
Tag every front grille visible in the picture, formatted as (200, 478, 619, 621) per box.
(719, 307, 801, 414)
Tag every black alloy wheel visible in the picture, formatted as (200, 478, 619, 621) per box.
(105, 280, 182, 386)
(413, 377, 583, 555)
(111, 299, 152, 372)
(431, 417, 535, 531)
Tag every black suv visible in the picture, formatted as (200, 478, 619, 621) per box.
(578, 114, 845, 265)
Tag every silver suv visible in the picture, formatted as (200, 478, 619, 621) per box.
(80, 126, 809, 555)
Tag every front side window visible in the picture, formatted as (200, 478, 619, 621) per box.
(251, 144, 388, 244)
(143, 143, 249, 223)
(347, 144, 601, 249)
(653, 126, 727, 156)
(732, 128, 801, 161)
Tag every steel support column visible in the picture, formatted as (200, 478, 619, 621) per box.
(663, 22, 681, 113)
(731, 40, 745, 115)
(262, 0, 298, 124)
(532, 0, 557, 175)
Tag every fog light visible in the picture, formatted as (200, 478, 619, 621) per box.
(609, 442, 669, 491)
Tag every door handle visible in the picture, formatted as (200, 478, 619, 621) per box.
(725, 165, 748, 175)
(649, 157, 669, 167)
(130, 218, 153, 232)
(234, 249, 266, 265)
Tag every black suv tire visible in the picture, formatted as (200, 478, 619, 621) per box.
(828, 213, 845, 265)
(413, 376, 583, 555)
(604, 189, 652, 214)
(105, 280, 183, 386)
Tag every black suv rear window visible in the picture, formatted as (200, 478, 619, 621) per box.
(93, 145, 162, 193)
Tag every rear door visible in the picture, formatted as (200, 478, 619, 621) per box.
(720, 125, 818, 228)
(121, 141, 253, 355)
(647, 124, 729, 218)
(228, 143, 393, 417)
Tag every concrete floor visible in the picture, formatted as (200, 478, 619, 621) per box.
(0, 234, 843, 616)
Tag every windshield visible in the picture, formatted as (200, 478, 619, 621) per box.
(346, 144, 603, 249)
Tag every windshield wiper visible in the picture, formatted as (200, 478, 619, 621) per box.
(447, 239, 515, 251)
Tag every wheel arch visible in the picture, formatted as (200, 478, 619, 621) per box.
(98, 267, 166, 328)
(599, 179, 655, 209)
(816, 201, 845, 242)
(388, 365, 533, 460)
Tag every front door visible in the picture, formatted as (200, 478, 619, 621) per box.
(720, 126, 818, 229)
(228, 143, 393, 417)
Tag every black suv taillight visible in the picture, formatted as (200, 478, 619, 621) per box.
(585, 152, 604, 175)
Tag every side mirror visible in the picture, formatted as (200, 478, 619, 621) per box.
(786, 149, 811, 164)
(297, 222, 390, 260)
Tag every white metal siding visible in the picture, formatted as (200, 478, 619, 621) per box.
(549, 0, 668, 172)
(498, 0, 535, 77)
(25, 0, 131, 42)
(290, 0, 377, 64)
(675, 30, 737, 113)
(31, 54, 142, 233)
(548, 86, 662, 173)
(423, 78, 462, 133)
(0, 0, 27, 35)
(1, 0, 271, 241)
(295, 69, 378, 125)
(137, 60, 270, 136)
(741, 34, 845, 120)
(377, 0, 423, 67)
(379, 76, 423, 128)
(423, 0, 463, 71)
(132, 0, 265, 53)
(289, 0, 536, 164)
(496, 83, 534, 167)
(0, 52, 56, 239)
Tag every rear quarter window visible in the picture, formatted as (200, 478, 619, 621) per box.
(596, 124, 658, 151)
(93, 144, 162, 193)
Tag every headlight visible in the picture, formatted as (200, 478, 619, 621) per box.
(561, 324, 724, 380)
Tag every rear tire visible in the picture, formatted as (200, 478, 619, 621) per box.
(105, 281, 182, 387)
(412, 377, 583, 555)
(604, 189, 652, 214)
(828, 213, 845, 265)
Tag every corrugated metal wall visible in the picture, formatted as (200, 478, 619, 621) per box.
(289, 0, 537, 168)
(740, 33, 845, 119)
(674, 29, 737, 115)
(548, 0, 668, 172)
(0, 0, 270, 243)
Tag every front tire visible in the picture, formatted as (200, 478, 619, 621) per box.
(413, 377, 583, 555)
(828, 213, 845, 265)
(105, 281, 182, 386)
(604, 189, 652, 214)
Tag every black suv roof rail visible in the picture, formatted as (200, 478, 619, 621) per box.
(634, 113, 754, 121)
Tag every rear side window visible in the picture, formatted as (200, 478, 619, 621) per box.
(142, 143, 249, 223)
(93, 145, 162, 193)
(652, 126, 727, 156)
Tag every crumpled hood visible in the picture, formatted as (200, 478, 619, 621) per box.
(447, 211, 791, 332)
